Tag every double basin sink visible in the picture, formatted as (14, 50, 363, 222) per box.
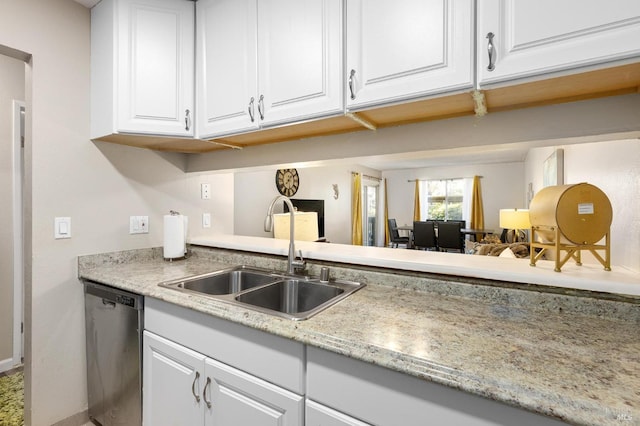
(159, 266, 364, 320)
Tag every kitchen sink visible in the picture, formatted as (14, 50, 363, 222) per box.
(235, 279, 345, 319)
(159, 266, 364, 320)
(160, 266, 281, 295)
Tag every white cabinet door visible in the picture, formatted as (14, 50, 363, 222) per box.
(196, 0, 259, 139)
(478, 0, 640, 86)
(306, 400, 371, 426)
(257, 0, 344, 126)
(204, 357, 303, 426)
(117, 0, 195, 136)
(143, 331, 205, 426)
(346, 0, 474, 110)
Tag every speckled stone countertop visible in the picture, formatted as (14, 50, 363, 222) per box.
(78, 246, 640, 426)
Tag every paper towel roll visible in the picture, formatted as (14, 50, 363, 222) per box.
(163, 214, 187, 259)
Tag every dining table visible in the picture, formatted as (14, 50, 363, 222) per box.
(460, 228, 495, 242)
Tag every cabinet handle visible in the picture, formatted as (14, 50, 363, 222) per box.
(203, 376, 212, 409)
(348, 69, 356, 100)
(257, 94, 265, 120)
(486, 32, 496, 72)
(185, 109, 191, 131)
(248, 97, 255, 122)
(191, 371, 200, 403)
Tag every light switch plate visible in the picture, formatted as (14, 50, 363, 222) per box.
(54, 217, 71, 239)
(202, 213, 211, 228)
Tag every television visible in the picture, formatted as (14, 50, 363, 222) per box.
(284, 199, 325, 238)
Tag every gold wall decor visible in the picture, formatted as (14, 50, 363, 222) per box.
(529, 183, 612, 272)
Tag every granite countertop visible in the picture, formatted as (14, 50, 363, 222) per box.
(78, 246, 640, 426)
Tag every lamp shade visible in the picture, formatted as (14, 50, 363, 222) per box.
(273, 212, 319, 241)
(499, 209, 531, 230)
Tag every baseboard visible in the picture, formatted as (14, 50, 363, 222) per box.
(0, 357, 16, 374)
(51, 410, 89, 426)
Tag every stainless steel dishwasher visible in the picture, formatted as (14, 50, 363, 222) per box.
(84, 280, 143, 426)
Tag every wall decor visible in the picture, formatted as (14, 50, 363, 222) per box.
(543, 149, 564, 187)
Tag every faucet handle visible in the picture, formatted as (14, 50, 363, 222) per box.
(292, 250, 306, 273)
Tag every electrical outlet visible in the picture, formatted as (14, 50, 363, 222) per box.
(201, 183, 211, 200)
(130, 216, 149, 234)
(202, 213, 211, 228)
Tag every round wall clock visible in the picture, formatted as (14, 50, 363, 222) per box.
(275, 168, 299, 197)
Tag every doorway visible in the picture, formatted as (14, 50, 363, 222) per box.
(13, 101, 25, 367)
(362, 178, 380, 247)
(0, 52, 25, 375)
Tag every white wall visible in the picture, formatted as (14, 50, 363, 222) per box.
(234, 165, 379, 245)
(0, 2, 234, 424)
(0, 53, 24, 367)
(384, 162, 525, 231)
(525, 139, 640, 273)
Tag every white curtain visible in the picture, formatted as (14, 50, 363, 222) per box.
(462, 177, 473, 225)
(376, 178, 387, 247)
(418, 180, 429, 221)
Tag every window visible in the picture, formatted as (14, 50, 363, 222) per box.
(422, 179, 464, 221)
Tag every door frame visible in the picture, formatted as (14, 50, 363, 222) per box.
(12, 100, 24, 365)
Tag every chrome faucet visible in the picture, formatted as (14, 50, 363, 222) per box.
(264, 195, 306, 274)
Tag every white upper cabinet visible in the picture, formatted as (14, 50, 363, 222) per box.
(196, 0, 259, 138)
(257, 0, 343, 127)
(478, 0, 640, 86)
(345, 0, 474, 110)
(91, 0, 195, 138)
(196, 0, 343, 139)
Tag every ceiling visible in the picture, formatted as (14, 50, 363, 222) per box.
(354, 144, 531, 171)
(74, 0, 99, 8)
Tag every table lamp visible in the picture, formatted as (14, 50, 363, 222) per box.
(499, 208, 531, 242)
(273, 211, 319, 241)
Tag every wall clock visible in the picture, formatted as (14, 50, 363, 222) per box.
(275, 168, 299, 197)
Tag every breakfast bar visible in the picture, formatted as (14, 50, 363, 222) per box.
(78, 239, 640, 426)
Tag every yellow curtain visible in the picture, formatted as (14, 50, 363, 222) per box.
(413, 180, 421, 221)
(384, 179, 389, 247)
(470, 175, 485, 239)
(351, 173, 363, 245)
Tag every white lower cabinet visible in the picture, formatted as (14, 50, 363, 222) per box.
(206, 357, 303, 425)
(143, 331, 303, 426)
(306, 399, 371, 426)
(144, 298, 566, 426)
(307, 347, 567, 426)
(143, 331, 205, 426)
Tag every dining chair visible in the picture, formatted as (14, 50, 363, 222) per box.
(387, 218, 410, 248)
(437, 221, 464, 253)
(412, 221, 437, 251)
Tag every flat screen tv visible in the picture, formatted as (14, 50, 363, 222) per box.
(283, 199, 325, 238)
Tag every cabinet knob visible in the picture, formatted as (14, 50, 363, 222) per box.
(257, 94, 265, 120)
(203, 376, 212, 409)
(486, 32, 496, 72)
(348, 69, 356, 100)
(248, 97, 255, 122)
(185, 109, 192, 131)
(191, 371, 200, 403)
